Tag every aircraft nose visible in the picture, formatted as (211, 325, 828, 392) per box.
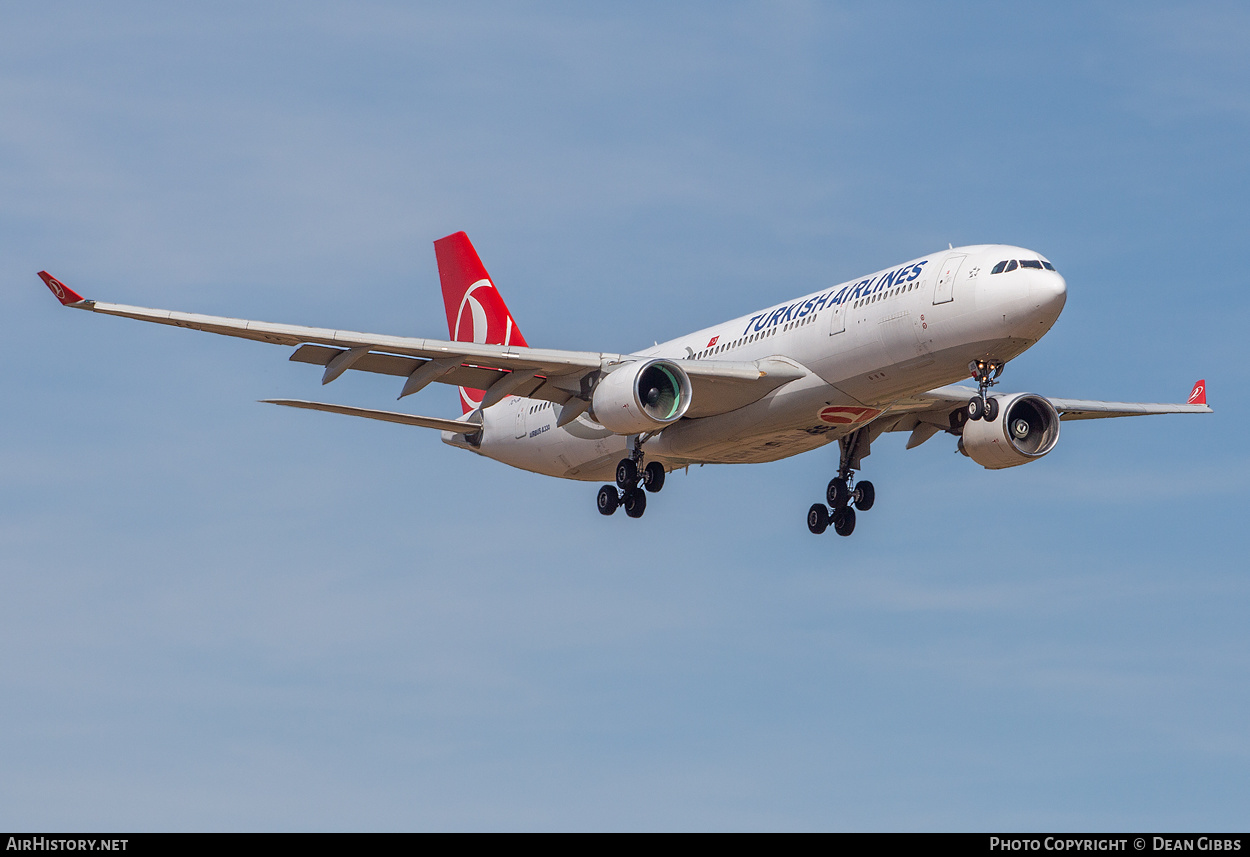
(1038, 272, 1066, 311)
(1027, 271, 1066, 330)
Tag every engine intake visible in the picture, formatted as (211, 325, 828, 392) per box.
(591, 358, 692, 434)
(961, 392, 1060, 469)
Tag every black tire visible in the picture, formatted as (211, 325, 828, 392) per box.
(826, 479, 849, 509)
(853, 480, 875, 512)
(623, 489, 647, 518)
(597, 485, 619, 516)
(643, 461, 666, 493)
(832, 506, 856, 537)
(807, 503, 829, 534)
(984, 396, 1000, 422)
(967, 396, 984, 421)
(615, 458, 638, 489)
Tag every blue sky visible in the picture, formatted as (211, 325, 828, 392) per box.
(2, 2, 1247, 830)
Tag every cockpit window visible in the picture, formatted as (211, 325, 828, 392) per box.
(992, 258, 1057, 274)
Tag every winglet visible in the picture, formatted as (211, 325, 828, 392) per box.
(38, 272, 86, 305)
(1187, 379, 1207, 406)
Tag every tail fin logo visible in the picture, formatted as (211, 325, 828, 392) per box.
(454, 279, 517, 348)
(453, 279, 522, 412)
(1188, 380, 1206, 405)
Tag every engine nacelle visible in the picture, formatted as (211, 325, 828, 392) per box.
(960, 392, 1061, 470)
(590, 358, 693, 434)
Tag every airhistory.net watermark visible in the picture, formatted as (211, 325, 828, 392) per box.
(6, 839, 127, 852)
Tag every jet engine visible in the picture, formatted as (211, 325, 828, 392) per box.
(590, 358, 693, 434)
(960, 392, 1061, 470)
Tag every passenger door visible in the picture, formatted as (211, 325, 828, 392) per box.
(933, 254, 965, 305)
(828, 294, 847, 335)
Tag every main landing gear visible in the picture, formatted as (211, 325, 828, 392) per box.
(966, 359, 1005, 422)
(597, 440, 665, 519)
(807, 426, 876, 537)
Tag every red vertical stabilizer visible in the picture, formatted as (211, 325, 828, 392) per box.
(434, 232, 529, 414)
(1188, 380, 1207, 406)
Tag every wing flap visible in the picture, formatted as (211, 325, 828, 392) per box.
(289, 344, 569, 404)
(290, 344, 419, 378)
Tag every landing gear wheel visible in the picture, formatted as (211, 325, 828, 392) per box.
(623, 489, 647, 518)
(642, 461, 666, 493)
(615, 458, 638, 489)
(852, 480, 875, 512)
(826, 479, 850, 509)
(832, 506, 856, 537)
(807, 503, 829, 534)
(968, 359, 1006, 423)
(596, 485, 619, 516)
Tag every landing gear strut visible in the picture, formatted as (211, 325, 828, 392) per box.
(808, 425, 876, 536)
(597, 436, 666, 518)
(966, 359, 1004, 422)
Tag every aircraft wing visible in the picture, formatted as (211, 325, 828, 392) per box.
(873, 381, 1211, 450)
(899, 382, 1213, 420)
(37, 272, 802, 418)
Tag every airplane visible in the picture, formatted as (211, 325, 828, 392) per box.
(37, 232, 1211, 536)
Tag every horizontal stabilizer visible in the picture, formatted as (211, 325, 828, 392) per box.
(261, 399, 479, 435)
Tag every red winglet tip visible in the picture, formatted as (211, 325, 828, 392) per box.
(38, 271, 85, 305)
(1187, 379, 1207, 406)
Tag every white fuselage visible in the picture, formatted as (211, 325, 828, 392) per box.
(443, 244, 1068, 481)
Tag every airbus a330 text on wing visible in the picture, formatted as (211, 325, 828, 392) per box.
(38, 233, 1211, 535)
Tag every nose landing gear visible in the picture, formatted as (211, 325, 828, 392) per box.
(808, 425, 876, 536)
(597, 438, 666, 519)
(966, 359, 1004, 421)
